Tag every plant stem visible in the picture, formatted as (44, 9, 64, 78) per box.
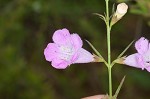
(108, 66, 112, 99)
(105, 0, 112, 98)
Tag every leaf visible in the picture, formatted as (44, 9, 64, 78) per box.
(93, 13, 106, 23)
(85, 40, 108, 66)
(85, 40, 103, 58)
(112, 3, 116, 15)
(111, 40, 134, 67)
(114, 76, 126, 98)
(117, 40, 134, 59)
(104, 12, 107, 18)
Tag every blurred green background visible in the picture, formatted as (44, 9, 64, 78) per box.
(0, 0, 150, 99)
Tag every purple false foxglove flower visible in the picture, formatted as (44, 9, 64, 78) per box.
(44, 28, 94, 69)
(124, 37, 150, 72)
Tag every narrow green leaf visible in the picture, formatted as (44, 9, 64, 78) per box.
(114, 76, 126, 98)
(93, 13, 106, 23)
(117, 40, 134, 59)
(112, 3, 116, 15)
(86, 40, 108, 66)
(111, 40, 134, 67)
(104, 12, 107, 19)
(85, 40, 103, 57)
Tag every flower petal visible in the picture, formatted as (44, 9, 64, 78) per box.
(124, 53, 141, 68)
(135, 37, 149, 54)
(70, 33, 83, 50)
(136, 54, 145, 70)
(51, 58, 70, 69)
(73, 48, 94, 63)
(44, 43, 58, 62)
(146, 66, 150, 72)
(52, 28, 71, 45)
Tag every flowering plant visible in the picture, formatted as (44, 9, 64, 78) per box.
(44, 0, 149, 99)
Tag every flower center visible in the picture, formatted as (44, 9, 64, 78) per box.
(59, 45, 74, 61)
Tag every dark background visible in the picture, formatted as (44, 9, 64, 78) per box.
(0, 0, 150, 99)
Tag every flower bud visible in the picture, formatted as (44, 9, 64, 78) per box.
(111, 3, 128, 25)
(116, 3, 128, 18)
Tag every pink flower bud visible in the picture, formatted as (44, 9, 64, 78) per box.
(116, 3, 128, 19)
(111, 3, 128, 25)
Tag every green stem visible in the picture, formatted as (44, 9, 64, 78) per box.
(105, 0, 112, 98)
(108, 66, 112, 98)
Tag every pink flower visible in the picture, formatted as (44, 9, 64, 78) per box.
(44, 28, 94, 69)
(124, 37, 150, 72)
